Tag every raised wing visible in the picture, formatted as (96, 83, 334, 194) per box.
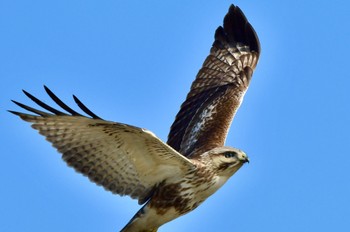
(10, 86, 194, 204)
(167, 4, 260, 158)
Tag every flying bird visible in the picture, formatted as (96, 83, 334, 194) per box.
(10, 4, 260, 232)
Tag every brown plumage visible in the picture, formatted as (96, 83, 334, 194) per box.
(10, 4, 260, 232)
(168, 5, 260, 158)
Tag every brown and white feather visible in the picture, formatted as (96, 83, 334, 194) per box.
(167, 5, 260, 158)
(10, 4, 260, 231)
(10, 90, 194, 205)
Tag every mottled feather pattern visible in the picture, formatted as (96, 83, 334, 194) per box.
(15, 110, 194, 204)
(150, 164, 217, 216)
(10, 4, 259, 231)
(167, 5, 260, 158)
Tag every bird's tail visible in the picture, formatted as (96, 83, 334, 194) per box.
(120, 221, 158, 232)
(120, 227, 157, 232)
(120, 205, 158, 232)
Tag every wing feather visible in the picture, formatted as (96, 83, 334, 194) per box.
(167, 4, 260, 157)
(10, 87, 194, 204)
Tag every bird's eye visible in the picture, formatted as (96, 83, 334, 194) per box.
(225, 152, 236, 158)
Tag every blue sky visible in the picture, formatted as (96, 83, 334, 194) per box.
(1, 0, 350, 231)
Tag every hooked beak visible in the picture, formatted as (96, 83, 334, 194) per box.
(244, 157, 250, 163)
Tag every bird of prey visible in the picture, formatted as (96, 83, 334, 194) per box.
(10, 4, 260, 232)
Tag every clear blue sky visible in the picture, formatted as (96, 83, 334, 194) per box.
(1, 0, 349, 231)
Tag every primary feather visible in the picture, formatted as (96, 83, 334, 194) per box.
(10, 4, 260, 231)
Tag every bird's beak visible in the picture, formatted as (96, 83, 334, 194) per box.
(245, 157, 250, 163)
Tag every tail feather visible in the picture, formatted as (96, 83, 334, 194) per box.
(120, 206, 158, 232)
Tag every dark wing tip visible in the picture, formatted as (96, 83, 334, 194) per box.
(43, 85, 83, 116)
(10, 86, 103, 119)
(10, 99, 51, 116)
(215, 4, 260, 54)
(8, 110, 22, 116)
(73, 95, 102, 119)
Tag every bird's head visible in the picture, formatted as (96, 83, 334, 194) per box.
(202, 146, 249, 177)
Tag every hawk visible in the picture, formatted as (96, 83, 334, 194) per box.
(10, 4, 260, 232)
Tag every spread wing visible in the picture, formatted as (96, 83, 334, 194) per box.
(10, 86, 194, 204)
(167, 5, 260, 158)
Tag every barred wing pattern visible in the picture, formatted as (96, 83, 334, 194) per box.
(167, 5, 260, 158)
(10, 86, 194, 204)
